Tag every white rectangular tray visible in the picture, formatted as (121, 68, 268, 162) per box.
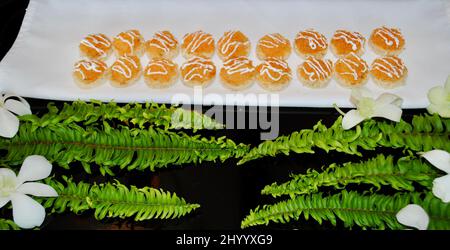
(0, 0, 449, 107)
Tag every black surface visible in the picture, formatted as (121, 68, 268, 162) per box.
(0, 0, 427, 231)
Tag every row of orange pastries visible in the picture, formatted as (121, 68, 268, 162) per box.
(72, 54, 406, 90)
(73, 28, 407, 90)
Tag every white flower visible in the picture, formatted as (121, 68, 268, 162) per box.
(0, 155, 58, 229)
(0, 93, 31, 138)
(427, 75, 450, 118)
(337, 88, 403, 130)
(396, 204, 429, 230)
(420, 150, 450, 203)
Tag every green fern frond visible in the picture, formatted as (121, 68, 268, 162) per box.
(238, 114, 450, 165)
(0, 123, 249, 175)
(19, 101, 224, 131)
(241, 191, 450, 230)
(43, 176, 200, 221)
(0, 218, 20, 230)
(262, 155, 439, 198)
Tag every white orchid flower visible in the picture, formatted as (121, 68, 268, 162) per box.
(0, 93, 31, 138)
(396, 204, 429, 230)
(427, 75, 450, 118)
(420, 150, 450, 203)
(336, 88, 403, 130)
(0, 155, 58, 229)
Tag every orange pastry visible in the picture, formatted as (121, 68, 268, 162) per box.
(369, 26, 405, 56)
(144, 58, 178, 88)
(180, 57, 216, 87)
(73, 59, 108, 88)
(217, 30, 251, 60)
(112, 30, 144, 57)
(181, 31, 215, 59)
(330, 30, 365, 57)
(256, 57, 292, 91)
(371, 56, 407, 88)
(294, 29, 328, 59)
(334, 53, 369, 88)
(297, 57, 333, 88)
(145, 31, 179, 59)
(220, 56, 256, 90)
(256, 33, 292, 60)
(110, 55, 142, 87)
(79, 34, 112, 60)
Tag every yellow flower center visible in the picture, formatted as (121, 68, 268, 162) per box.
(357, 97, 375, 118)
(0, 175, 16, 197)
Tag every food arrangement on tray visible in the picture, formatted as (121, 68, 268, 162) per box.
(73, 27, 407, 91)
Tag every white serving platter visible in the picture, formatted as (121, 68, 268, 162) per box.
(0, 0, 449, 107)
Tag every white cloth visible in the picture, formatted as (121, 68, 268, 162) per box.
(0, 0, 449, 107)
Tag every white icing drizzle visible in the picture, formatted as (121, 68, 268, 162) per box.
(374, 26, 402, 48)
(218, 31, 249, 58)
(181, 57, 215, 81)
(223, 57, 254, 75)
(259, 33, 288, 49)
(333, 30, 364, 51)
(372, 57, 405, 78)
(301, 57, 332, 81)
(149, 31, 177, 52)
(296, 30, 327, 50)
(259, 59, 291, 81)
(116, 30, 141, 54)
(183, 31, 214, 54)
(112, 56, 139, 79)
(80, 34, 111, 58)
(338, 53, 368, 80)
(146, 59, 176, 76)
(74, 61, 106, 80)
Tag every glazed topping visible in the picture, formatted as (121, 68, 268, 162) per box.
(148, 31, 178, 52)
(114, 30, 142, 54)
(258, 58, 292, 82)
(332, 30, 365, 52)
(145, 58, 177, 77)
(222, 57, 254, 75)
(371, 56, 406, 80)
(181, 57, 216, 82)
(300, 57, 333, 81)
(73, 60, 107, 81)
(182, 31, 214, 54)
(336, 53, 368, 81)
(217, 31, 250, 58)
(296, 29, 327, 50)
(111, 55, 141, 79)
(80, 34, 111, 59)
(258, 33, 289, 49)
(371, 26, 404, 49)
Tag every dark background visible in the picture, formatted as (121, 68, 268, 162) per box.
(0, 0, 425, 231)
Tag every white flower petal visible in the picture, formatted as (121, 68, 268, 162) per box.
(396, 204, 429, 230)
(350, 87, 373, 105)
(4, 99, 31, 116)
(376, 93, 403, 107)
(432, 174, 450, 203)
(372, 103, 403, 122)
(0, 108, 19, 138)
(427, 103, 450, 118)
(2, 93, 30, 109)
(427, 86, 447, 105)
(17, 155, 52, 185)
(16, 182, 58, 197)
(10, 192, 45, 229)
(0, 168, 17, 180)
(420, 150, 450, 174)
(0, 197, 11, 209)
(342, 110, 366, 130)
